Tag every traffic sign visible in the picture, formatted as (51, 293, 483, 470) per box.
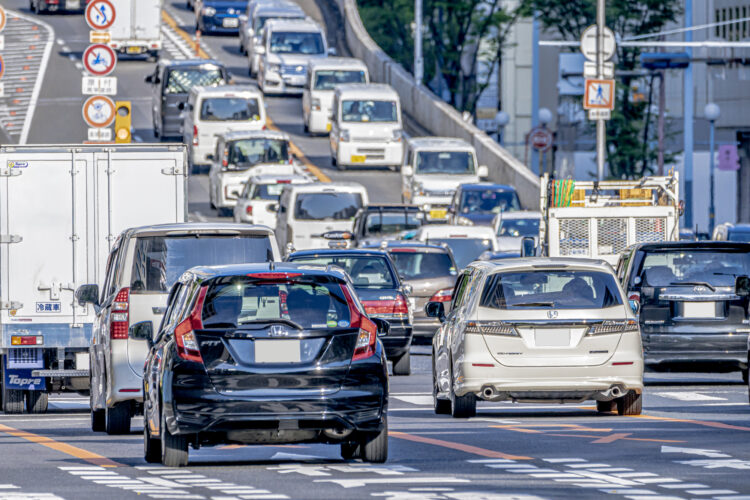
(0, 6, 6, 33)
(584, 61, 614, 79)
(88, 127, 113, 142)
(588, 109, 611, 121)
(89, 31, 112, 44)
(86, 0, 116, 31)
(584, 79, 615, 110)
(83, 44, 117, 76)
(580, 25, 616, 62)
(82, 76, 118, 95)
(0, 55, 4, 80)
(529, 127, 554, 152)
(82, 95, 116, 128)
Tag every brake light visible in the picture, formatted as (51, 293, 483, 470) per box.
(245, 205, 253, 215)
(175, 287, 207, 363)
(192, 125, 198, 146)
(362, 294, 409, 320)
(110, 288, 130, 339)
(247, 272, 303, 279)
(390, 248, 417, 253)
(429, 288, 453, 303)
(341, 285, 377, 362)
(277, 179, 291, 184)
(11, 336, 43, 346)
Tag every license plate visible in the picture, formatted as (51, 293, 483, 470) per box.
(683, 301, 716, 318)
(126, 46, 142, 54)
(326, 122, 332, 132)
(350, 155, 366, 163)
(429, 208, 447, 220)
(255, 340, 300, 363)
(535, 329, 570, 347)
(223, 18, 239, 28)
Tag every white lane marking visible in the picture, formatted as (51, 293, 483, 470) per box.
(391, 395, 434, 405)
(544, 458, 588, 463)
(467, 459, 516, 464)
(568, 463, 612, 468)
(613, 473, 659, 478)
(654, 392, 727, 402)
(661, 446, 731, 458)
(75, 62, 83, 70)
(0, 486, 19, 489)
(314, 477, 470, 489)
(687, 490, 738, 495)
(56, 38, 64, 45)
(659, 483, 709, 489)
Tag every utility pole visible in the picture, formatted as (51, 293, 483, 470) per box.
(414, 0, 423, 86)
(596, 0, 606, 181)
(683, 0, 694, 227)
(658, 70, 665, 175)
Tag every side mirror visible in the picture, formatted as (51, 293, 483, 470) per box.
(402, 284, 413, 296)
(267, 203, 279, 213)
(129, 321, 154, 346)
(402, 165, 414, 176)
(629, 300, 641, 316)
(145, 74, 153, 84)
(327, 47, 337, 56)
(478, 165, 489, 178)
(425, 301, 446, 322)
(75, 284, 99, 307)
(178, 102, 187, 111)
(372, 317, 390, 337)
(520, 237, 536, 257)
(736, 275, 750, 296)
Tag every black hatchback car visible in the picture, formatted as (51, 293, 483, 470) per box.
(286, 249, 414, 375)
(617, 241, 750, 382)
(139, 263, 389, 467)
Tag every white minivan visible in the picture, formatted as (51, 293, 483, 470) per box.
(275, 183, 369, 252)
(233, 174, 313, 226)
(240, 1, 306, 77)
(329, 84, 404, 170)
(259, 18, 330, 95)
(303, 58, 369, 135)
(401, 137, 488, 221)
(182, 85, 267, 173)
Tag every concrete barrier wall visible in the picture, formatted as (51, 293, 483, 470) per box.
(332, 0, 540, 208)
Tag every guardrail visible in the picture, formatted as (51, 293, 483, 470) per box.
(332, 0, 540, 208)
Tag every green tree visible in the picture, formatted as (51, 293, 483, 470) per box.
(517, 0, 682, 178)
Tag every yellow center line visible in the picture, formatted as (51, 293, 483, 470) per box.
(0, 423, 122, 468)
(161, 9, 330, 183)
(630, 414, 750, 432)
(389, 430, 531, 460)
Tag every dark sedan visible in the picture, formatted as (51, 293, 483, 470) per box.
(195, 0, 246, 34)
(286, 249, 414, 375)
(141, 263, 389, 466)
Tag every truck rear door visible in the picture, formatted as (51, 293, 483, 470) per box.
(134, 0, 163, 41)
(108, 0, 132, 43)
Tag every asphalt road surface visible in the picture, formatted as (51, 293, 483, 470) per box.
(1, 1, 750, 499)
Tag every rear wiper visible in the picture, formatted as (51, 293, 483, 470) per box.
(669, 281, 716, 292)
(237, 318, 304, 330)
(512, 301, 555, 307)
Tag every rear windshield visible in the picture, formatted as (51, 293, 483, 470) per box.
(636, 249, 750, 288)
(294, 192, 362, 220)
(497, 218, 540, 238)
(460, 189, 520, 214)
(364, 212, 422, 236)
(202, 277, 350, 329)
(480, 270, 623, 310)
(251, 183, 287, 200)
(270, 31, 324, 55)
(389, 250, 457, 280)
(288, 255, 396, 288)
(428, 238, 492, 270)
(342, 100, 397, 123)
(165, 68, 225, 94)
(225, 139, 290, 170)
(200, 97, 261, 122)
(314, 70, 366, 90)
(130, 235, 273, 293)
(416, 151, 475, 175)
(729, 231, 750, 242)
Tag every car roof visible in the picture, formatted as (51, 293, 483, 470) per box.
(416, 224, 496, 238)
(187, 262, 349, 282)
(249, 174, 311, 184)
(469, 257, 614, 273)
(359, 204, 421, 212)
(633, 241, 750, 251)
(309, 57, 368, 71)
(190, 85, 262, 98)
(264, 18, 323, 33)
(334, 83, 398, 99)
(497, 210, 542, 220)
(160, 59, 225, 69)
(289, 249, 391, 258)
(459, 183, 515, 192)
(407, 137, 474, 150)
(122, 222, 274, 238)
(284, 182, 366, 194)
(219, 129, 289, 141)
(254, 3, 305, 16)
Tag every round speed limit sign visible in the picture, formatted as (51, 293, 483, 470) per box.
(82, 95, 116, 128)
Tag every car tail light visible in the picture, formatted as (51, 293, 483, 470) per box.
(110, 288, 130, 339)
(192, 125, 199, 146)
(628, 291, 640, 303)
(247, 272, 303, 279)
(277, 179, 292, 184)
(245, 205, 253, 215)
(429, 288, 453, 303)
(588, 320, 638, 336)
(341, 285, 377, 362)
(362, 294, 408, 320)
(175, 287, 207, 363)
(465, 321, 518, 337)
(11, 336, 43, 346)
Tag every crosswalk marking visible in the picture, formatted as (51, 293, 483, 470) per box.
(654, 392, 727, 402)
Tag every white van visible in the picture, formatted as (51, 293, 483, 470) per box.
(233, 174, 313, 226)
(240, 2, 306, 77)
(259, 18, 330, 95)
(413, 224, 499, 270)
(303, 58, 369, 135)
(182, 85, 267, 173)
(275, 183, 369, 252)
(209, 130, 303, 216)
(401, 137, 488, 221)
(329, 84, 404, 170)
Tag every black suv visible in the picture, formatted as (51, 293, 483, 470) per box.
(350, 205, 425, 247)
(617, 241, 750, 382)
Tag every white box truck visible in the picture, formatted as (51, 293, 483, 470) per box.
(0, 144, 187, 413)
(108, 0, 164, 59)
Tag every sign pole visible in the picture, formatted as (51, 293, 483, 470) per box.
(596, 0, 606, 181)
(414, 0, 423, 86)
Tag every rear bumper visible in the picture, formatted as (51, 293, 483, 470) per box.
(262, 72, 305, 95)
(336, 142, 403, 167)
(643, 330, 748, 370)
(376, 321, 412, 358)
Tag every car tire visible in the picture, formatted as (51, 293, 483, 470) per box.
(392, 352, 411, 376)
(161, 410, 189, 467)
(616, 391, 642, 416)
(432, 361, 450, 415)
(144, 411, 162, 463)
(596, 400, 616, 414)
(1, 360, 24, 414)
(90, 389, 106, 431)
(340, 441, 359, 460)
(105, 402, 131, 435)
(449, 359, 476, 418)
(360, 417, 388, 463)
(25, 391, 48, 414)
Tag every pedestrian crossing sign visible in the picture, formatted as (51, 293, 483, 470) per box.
(584, 79, 615, 110)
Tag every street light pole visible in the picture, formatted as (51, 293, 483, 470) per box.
(705, 102, 720, 235)
(596, 0, 607, 181)
(414, 0, 423, 86)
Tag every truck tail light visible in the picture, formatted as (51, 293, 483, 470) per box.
(429, 288, 453, 303)
(341, 285, 377, 361)
(175, 287, 207, 363)
(192, 125, 199, 146)
(110, 288, 130, 339)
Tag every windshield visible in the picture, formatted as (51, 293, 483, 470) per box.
(288, 256, 396, 288)
(497, 218, 540, 238)
(250, 183, 287, 200)
(225, 139, 290, 170)
(270, 31, 324, 54)
(130, 235, 273, 293)
(729, 231, 750, 242)
(165, 68, 224, 94)
(342, 100, 397, 123)
(256, 15, 304, 31)
(294, 192, 362, 220)
(314, 70, 366, 90)
(460, 189, 520, 214)
(364, 212, 422, 236)
(200, 97, 261, 122)
(428, 238, 492, 269)
(416, 151, 475, 175)
(202, 277, 350, 329)
(389, 250, 456, 280)
(638, 249, 750, 288)
(480, 270, 624, 310)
